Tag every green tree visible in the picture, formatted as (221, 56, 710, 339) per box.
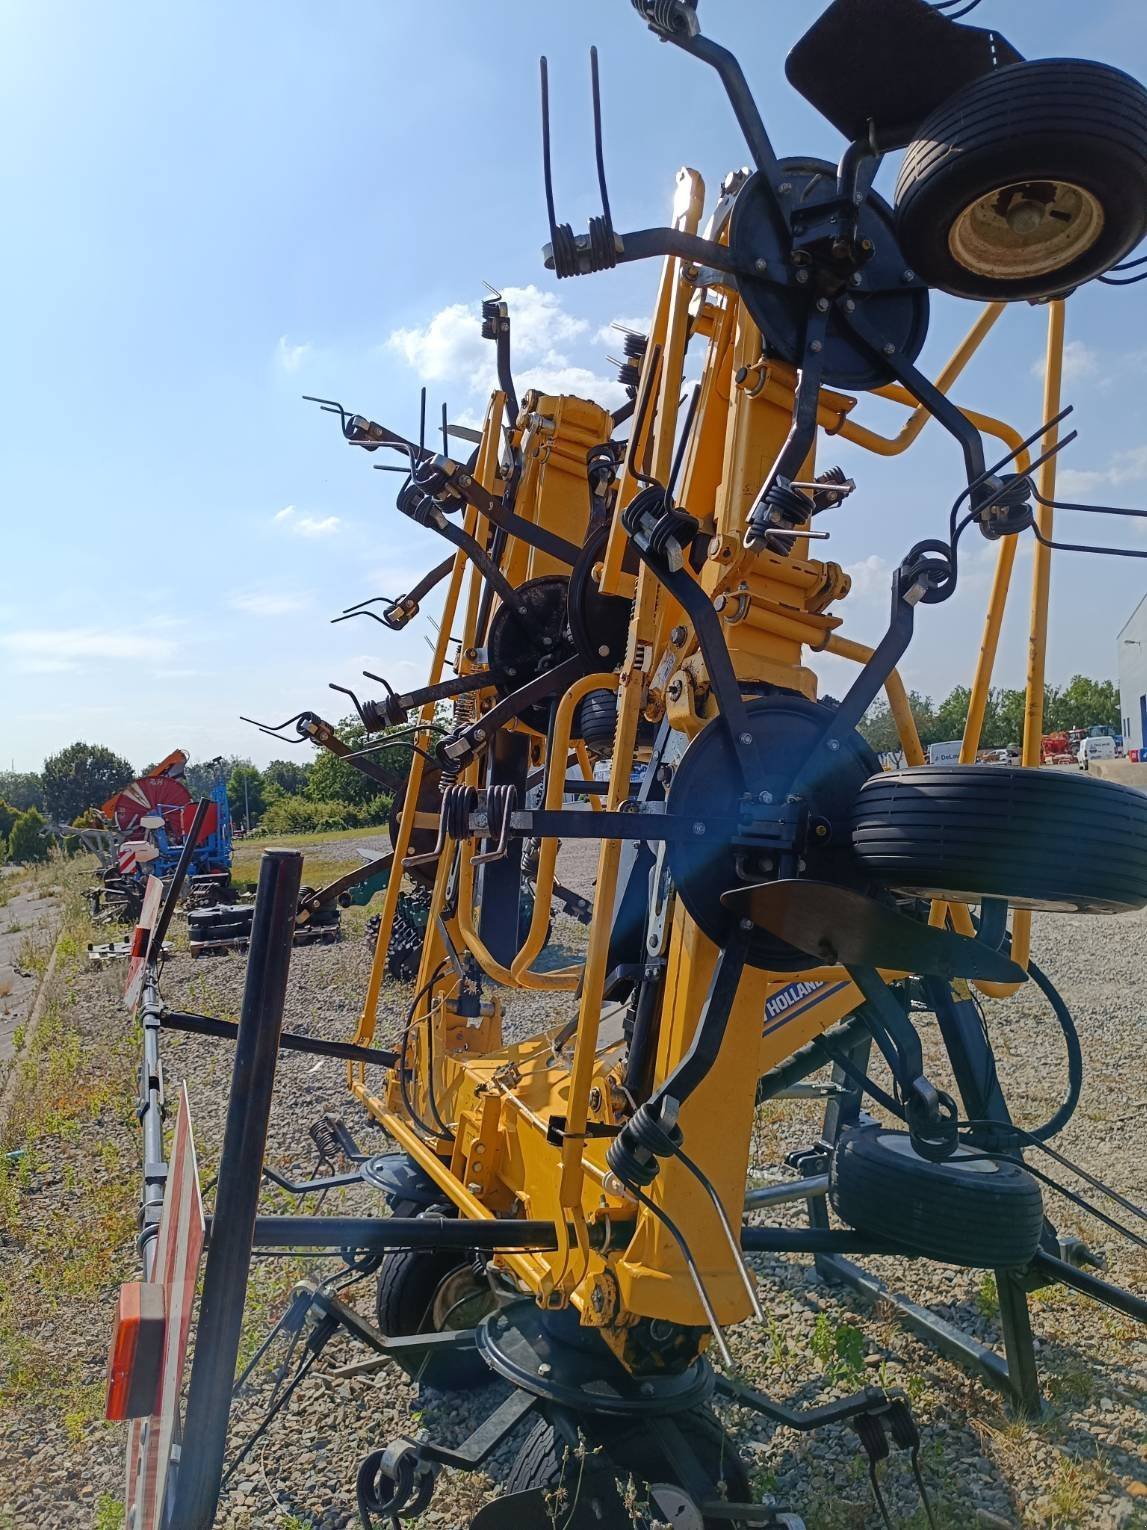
(859, 691, 937, 753)
(0, 800, 17, 845)
(42, 742, 134, 823)
(7, 808, 49, 864)
(1056, 674, 1120, 732)
(183, 755, 244, 798)
(263, 758, 310, 795)
(0, 771, 46, 812)
(932, 686, 972, 744)
(227, 764, 265, 830)
(306, 718, 414, 809)
(991, 691, 1027, 749)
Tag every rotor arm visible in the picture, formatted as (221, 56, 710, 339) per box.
(630, 1, 780, 180)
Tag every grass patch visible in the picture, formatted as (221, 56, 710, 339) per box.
(0, 859, 137, 1446)
(1047, 1455, 1107, 1525)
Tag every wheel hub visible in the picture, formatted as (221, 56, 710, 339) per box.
(949, 179, 1104, 279)
(666, 694, 879, 971)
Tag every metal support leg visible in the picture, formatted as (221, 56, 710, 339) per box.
(926, 977, 1042, 1413)
(995, 1268, 1043, 1418)
(171, 848, 303, 1529)
(811, 1021, 871, 1281)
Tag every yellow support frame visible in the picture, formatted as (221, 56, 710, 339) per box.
(344, 171, 1073, 1349)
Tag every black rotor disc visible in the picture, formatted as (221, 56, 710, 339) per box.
(487, 576, 581, 735)
(729, 160, 930, 391)
(567, 522, 638, 672)
(666, 693, 880, 971)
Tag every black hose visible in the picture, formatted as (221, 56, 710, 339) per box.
(1023, 957, 1082, 1142)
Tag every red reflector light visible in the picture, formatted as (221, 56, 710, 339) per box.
(129, 925, 148, 959)
(106, 1281, 165, 1420)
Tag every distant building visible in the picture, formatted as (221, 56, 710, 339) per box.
(1118, 593, 1147, 757)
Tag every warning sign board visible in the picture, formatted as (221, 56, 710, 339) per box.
(124, 1084, 205, 1529)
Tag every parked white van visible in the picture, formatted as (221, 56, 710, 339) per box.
(1078, 735, 1115, 771)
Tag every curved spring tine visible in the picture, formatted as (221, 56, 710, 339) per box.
(1030, 486, 1147, 520)
(328, 682, 367, 722)
(589, 45, 612, 232)
(1031, 523, 1147, 560)
(301, 395, 351, 433)
(402, 807, 449, 868)
(361, 670, 399, 702)
(341, 595, 400, 613)
(676, 1145, 764, 1322)
(470, 809, 513, 866)
(625, 341, 664, 488)
(239, 712, 309, 742)
(331, 609, 389, 626)
(947, 406, 1075, 541)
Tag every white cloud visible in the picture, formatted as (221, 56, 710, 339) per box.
(0, 626, 178, 674)
(844, 554, 892, 598)
(276, 336, 312, 373)
(1056, 444, 1147, 497)
(228, 591, 312, 617)
(385, 284, 595, 400)
(516, 363, 627, 411)
(1030, 340, 1098, 385)
(272, 505, 341, 537)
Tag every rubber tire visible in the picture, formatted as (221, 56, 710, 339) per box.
(374, 1246, 492, 1391)
(575, 689, 619, 756)
(850, 765, 1147, 913)
(831, 1125, 1043, 1268)
(894, 58, 1147, 300)
(506, 1409, 751, 1528)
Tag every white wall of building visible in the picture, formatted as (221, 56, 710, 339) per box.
(1117, 593, 1147, 755)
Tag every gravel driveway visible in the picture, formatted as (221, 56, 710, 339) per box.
(1, 866, 1144, 1529)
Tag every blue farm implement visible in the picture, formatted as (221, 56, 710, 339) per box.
(85, 751, 234, 923)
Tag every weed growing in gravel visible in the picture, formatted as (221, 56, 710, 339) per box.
(15, 930, 50, 976)
(975, 1272, 1000, 1321)
(93, 1498, 124, 1530)
(1048, 1453, 1107, 1524)
(1046, 1361, 1097, 1406)
(810, 1311, 866, 1385)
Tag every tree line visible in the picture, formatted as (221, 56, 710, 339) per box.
(0, 674, 1120, 861)
(0, 718, 418, 859)
(857, 674, 1120, 753)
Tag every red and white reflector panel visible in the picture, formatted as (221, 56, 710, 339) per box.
(123, 1084, 205, 1530)
(123, 875, 164, 1011)
(105, 1282, 165, 1420)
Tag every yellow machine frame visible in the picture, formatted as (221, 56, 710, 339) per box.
(346, 168, 1070, 1355)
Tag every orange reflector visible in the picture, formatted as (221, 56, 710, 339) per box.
(106, 1281, 165, 1420)
(129, 925, 149, 960)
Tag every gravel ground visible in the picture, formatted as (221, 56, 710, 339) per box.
(0, 853, 1144, 1529)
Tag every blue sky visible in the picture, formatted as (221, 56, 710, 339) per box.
(2, 0, 1146, 772)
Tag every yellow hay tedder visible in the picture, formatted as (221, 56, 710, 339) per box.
(110, 3, 1147, 1526)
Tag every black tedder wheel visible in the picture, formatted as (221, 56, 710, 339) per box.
(831, 1125, 1043, 1268)
(506, 1409, 752, 1528)
(375, 1243, 496, 1391)
(851, 765, 1147, 913)
(894, 58, 1147, 301)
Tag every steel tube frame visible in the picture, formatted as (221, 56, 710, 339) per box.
(161, 1008, 399, 1069)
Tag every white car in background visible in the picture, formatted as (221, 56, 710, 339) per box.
(1077, 735, 1115, 771)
